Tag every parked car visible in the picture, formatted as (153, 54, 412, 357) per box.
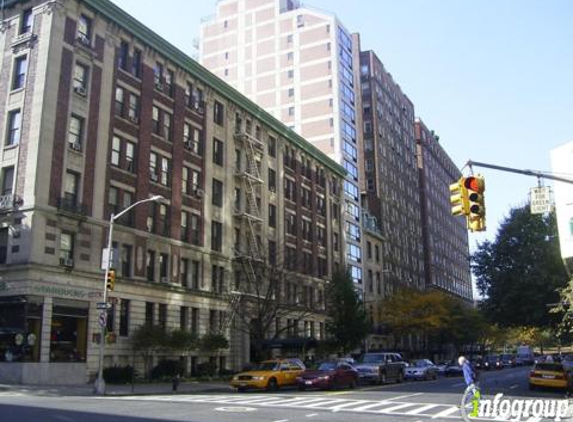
(355, 352, 406, 384)
(230, 358, 305, 391)
(296, 361, 358, 390)
(529, 362, 573, 391)
(404, 359, 438, 381)
(499, 353, 516, 368)
(473, 357, 484, 370)
(482, 355, 503, 370)
(436, 362, 449, 376)
(517, 346, 535, 365)
(445, 362, 464, 377)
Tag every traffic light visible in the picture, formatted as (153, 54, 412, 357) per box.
(106, 269, 116, 291)
(449, 177, 469, 217)
(464, 175, 486, 232)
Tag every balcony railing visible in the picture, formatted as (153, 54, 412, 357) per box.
(57, 197, 87, 216)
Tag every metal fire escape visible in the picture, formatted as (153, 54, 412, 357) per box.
(224, 122, 266, 328)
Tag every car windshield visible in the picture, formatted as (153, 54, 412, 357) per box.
(412, 360, 427, 367)
(318, 362, 336, 371)
(361, 355, 384, 363)
(257, 362, 280, 371)
(536, 363, 564, 372)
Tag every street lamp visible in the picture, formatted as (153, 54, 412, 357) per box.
(94, 194, 164, 395)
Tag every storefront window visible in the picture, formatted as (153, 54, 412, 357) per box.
(0, 296, 42, 362)
(50, 301, 88, 362)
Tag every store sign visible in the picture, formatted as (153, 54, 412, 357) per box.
(0, 281, 101, 299)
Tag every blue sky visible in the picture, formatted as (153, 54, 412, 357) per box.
(111, 0, 573, 250)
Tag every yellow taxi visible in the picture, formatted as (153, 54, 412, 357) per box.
(231, 359, 305, 391)
(529, 362, 572, 390)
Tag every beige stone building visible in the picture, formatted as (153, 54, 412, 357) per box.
(0, 0, 345, 384)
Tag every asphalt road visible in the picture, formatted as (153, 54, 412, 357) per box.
(0, 367, 571, 422)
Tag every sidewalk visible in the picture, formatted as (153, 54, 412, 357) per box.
(0, 380, 234, 397)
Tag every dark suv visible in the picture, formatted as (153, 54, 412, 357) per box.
(355, 352, 406, 384)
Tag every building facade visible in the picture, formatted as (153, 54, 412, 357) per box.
(199, 0, 365, 289)
(357, 47, 425, 292)
(415, 119, 473, 302)
(0, 0, 345, 384)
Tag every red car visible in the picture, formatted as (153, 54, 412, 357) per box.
(296, 361, 359, 390)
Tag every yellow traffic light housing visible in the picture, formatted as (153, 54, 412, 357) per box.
(450, 177, 469, 217)
(106, 269, 116, 291)
(464, 175, 486, 232)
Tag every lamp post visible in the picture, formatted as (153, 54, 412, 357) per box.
(94, 194, 164, 395)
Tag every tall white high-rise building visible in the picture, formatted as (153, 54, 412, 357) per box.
(200, 0, 365, 287)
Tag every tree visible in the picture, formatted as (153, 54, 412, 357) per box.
(325, 268, 371, 354)
(131, 324, 169, 379)
(229, 245, 319, 363)
(472, 206, 568, 328)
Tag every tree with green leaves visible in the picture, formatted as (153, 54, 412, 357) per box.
(325, 268, 371, 354)
(131, 324, 169, 379)
(472, 206, 568, 328)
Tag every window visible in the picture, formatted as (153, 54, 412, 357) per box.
(153, 62, 163, 88)
(125, 141, 135, 172)
(181, 210, 189, 241)
(152, 106, 160, 134)
(158, 203, 170, 236)
(350, 265, 362, 284)
(214, 101, 225, 126)
(73, 63, 88, 91)
(115, 87, 125, 117)
(191, 308, 199, 335)
(180, 258, 189, 287)
(111, 136, 120, 166)
(348, 244, 362, 263)
(118, 41, 129, 70)
(268, 168, 276, 192)
(131, 48, 142, 78)
(128, 93, 140, 122)
(59, 232, 74, 263)
(268, 204, 276, 228)
(180, 306, 189, 330)
(288, 88, 294, 97)
(212, 179, 223, 207)
(211, 265, 224, 293)
(119, 299, 129, 336)
(287, 52, 293, 61)
(287, 69, 294, 78)
(163, 112, 172, 141)
(268, 136, 277, 157)
(121, 244, 132, 277)
(12, 56, 27, 90)
(213, 138, 224, 165)
(165, 69, 174, 97)
(67, 115, 84, 151)
(2, 167, 14, 196)
(146, 250, 155, 281)
(20, 9, 33, 34)
(6, 109, 21, 146)
(287, 34, 293, 43)
(285, 212, 296, 236)
(189, 214, 201, 245)
(145, 302, 154, 325)
(211, 221, 223, 252)
(158, 304, 167, 329)
(191, 260, 200, 289)
(77, 14, 92, 45)
(159, 253, 168, 282)
(288, 106, 294, 116)
(64, 171, 79, 205)
(347, 202, 360, 221)
(344, 181, 359, 201)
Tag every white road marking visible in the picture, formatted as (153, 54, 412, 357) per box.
(451, 382, 465, 387)
(351, 401, 391, 411)
(271, 420, 289, 422)
(406, 404, 439, 415)
(386, 392, 424, 401)
(509, 384, 519, 389)
(305, 414, 318, 417)
(431, 406, 460, 419)
(377, 402, 416, 413)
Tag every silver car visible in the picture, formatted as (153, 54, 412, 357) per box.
(404, 359, 438, 381)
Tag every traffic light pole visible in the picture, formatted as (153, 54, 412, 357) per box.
(466, 160, 573, 185)
(94, 213, 114, 396)
(93, 195, 164, 395)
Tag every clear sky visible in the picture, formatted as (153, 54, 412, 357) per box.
(111, 0, 573, 250)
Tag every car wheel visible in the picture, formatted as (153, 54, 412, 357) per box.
(298, 385, 306, 391)
(529, 383, 536, 391)
(266, 378, 278, 391)
(379, 372, 387, 385)
(397, 371, 404, 383)
(349, 378, 357, 389)
(425, 372, 430, 381)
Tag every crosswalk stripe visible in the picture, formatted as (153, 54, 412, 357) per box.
(351, 401, 391, 411)
(330, 400, 371, 411)
(405, 404, 439, 415)
(301, 399, 347, 408)
(431, 406, 460, 419)
(377, 402, 416, 413)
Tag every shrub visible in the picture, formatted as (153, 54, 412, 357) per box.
(196, 361, 217, 377)
(103, 365, 135, 384)
(150, 359, 184, 380)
